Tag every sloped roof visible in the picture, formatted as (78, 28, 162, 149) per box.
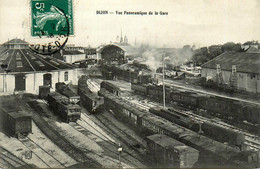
(9, 110, 31, 119)
(63, 50, 84, 55)
(245, 46, 260, 53)
(0, 49, 77, 74)
(201, 52, 260, 74)
(3, 38, 29, 45)
(98, 43, 138, 56)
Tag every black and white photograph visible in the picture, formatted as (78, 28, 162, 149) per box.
(0, 0, 259, 168)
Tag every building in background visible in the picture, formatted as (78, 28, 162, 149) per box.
(201, 52, 260, 93)
(84, 46, 97, 59)
(64, 44, 85, 53)
(0, 39, 83, 94)
(62, 50, 86, 64)
(97, 43, 138, 64)
(3, 38, 29, 49)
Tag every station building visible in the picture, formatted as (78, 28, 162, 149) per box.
(0, 39, 83, 94)
(97, 43, 138, 64)
(3, 39, 29, 49)
(201, 51, 260, 93)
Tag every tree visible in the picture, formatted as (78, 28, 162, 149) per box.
(208, 45, 223, 59)
(221, 42, 241, 52)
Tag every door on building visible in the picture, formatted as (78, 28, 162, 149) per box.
(43, 73, 52, 87)
(15, 74, 26, 91)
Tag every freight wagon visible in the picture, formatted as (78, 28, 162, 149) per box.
(99, 89, 259, 167)
(47, 92, 81, 122)
(146, 134, 199, 168)
(149, 107, 245, 149)
(100, 81, 121, 96)
(130, 83, 260, 125)
(0, 107, 32, 138)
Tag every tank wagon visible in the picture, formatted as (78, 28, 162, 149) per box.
(78, 75, 104, 113)
(56, 82, 80, 104)
(131, 83, 260, 125)
(0, 107, 32, 138)
(47, 92, 81, 122)
(99, 89, 259, 167)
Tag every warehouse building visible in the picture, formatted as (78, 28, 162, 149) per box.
(201, 52, 260, 93)
(0, 39, 83, 94)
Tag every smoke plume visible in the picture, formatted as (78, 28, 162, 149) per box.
(138, 47, 193, 72)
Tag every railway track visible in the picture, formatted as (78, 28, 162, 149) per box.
(18, 136, 66, 168)
(101, 111, 147, 148)
(164, 80, 260, 106)
(80, 113, 116, 142)
(123, 93, 260, 151)
(31, 99, 135, 168)
(0, 147, 32, 169)
(96, 112, 142, 149)
(93, 112, 149, 168)
(86, 78, 260, 152)
(70, 115, 144, 167)
(29, 104, 102, 168)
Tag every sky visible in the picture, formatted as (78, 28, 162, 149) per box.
(0, 0, 260, 48)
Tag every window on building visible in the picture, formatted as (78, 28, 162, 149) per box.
(64, 71, 68, 81)
(250, 74, 256, 79)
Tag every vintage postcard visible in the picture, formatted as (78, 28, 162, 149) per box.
(0, 0, 259, 168)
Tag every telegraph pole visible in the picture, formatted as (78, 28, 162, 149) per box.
(162, 54, 166, 108)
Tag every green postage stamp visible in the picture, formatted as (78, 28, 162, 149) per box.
(31, 0, 74, 37)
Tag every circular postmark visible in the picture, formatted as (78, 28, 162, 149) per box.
(29, 0, 74, 55)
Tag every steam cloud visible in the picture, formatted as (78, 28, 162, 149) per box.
(139, 47, 193, 72)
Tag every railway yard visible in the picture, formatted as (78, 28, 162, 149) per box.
(0, 75, 259, 168)
(1, 0, 260, 167)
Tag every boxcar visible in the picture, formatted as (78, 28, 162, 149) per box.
(99, 89, 258, 167)
(146, 134, 199, 168)
(0, 107, 32, 138)
(149, 107, 246, 148)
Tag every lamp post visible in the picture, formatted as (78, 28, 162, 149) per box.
(118, 143, 123, 168)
